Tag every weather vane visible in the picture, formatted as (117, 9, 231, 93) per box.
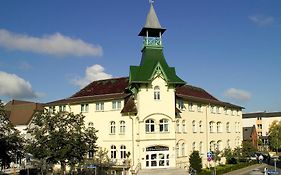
(149, 0, 155, 4)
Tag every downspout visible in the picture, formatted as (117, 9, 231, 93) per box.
(129, 115, 135, 168)
(206, 104, 209, 164)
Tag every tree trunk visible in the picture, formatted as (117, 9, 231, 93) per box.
(60, 161, 66, 175)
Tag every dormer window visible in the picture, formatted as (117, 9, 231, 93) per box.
(154, 86, 160, 100)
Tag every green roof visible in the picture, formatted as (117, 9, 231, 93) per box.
(129, 47, 185, 85)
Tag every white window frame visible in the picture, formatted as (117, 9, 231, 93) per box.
(188, 102, 194, 111)
(226, 122, 230, 133)
(110, 121, 116, 134)
(192, 120, 197, 133)
(176, 120, 180, 133)
(181, 143, 185, 156)
(120, 121, 125, 134)
(182, 120, 186, 133)
(159, 119, 169, 132)
(96, 102, 104, 111)
(112, 100, 121, 110)
(197, 104, 202, 112)
(111, 145, 117, 159)
(145, 119, 155, 133)
(154, 86, 160, 100)
(81, 104, 89, 113)
(199, 120, 203, 133)
(120, 145, 126, 159)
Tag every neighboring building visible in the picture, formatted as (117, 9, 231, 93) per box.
(4, 99, 44, 137)
(242, 111, 281, 151)
(45, 3, 243, 174)
(243, 125, 258, 149)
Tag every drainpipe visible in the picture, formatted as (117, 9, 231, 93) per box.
(129, 116, 135, 169)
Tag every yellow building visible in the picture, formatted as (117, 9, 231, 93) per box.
(45, 3, 243, 174)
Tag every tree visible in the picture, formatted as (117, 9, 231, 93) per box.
(26, 110, 98, 174)
(223, 148, 237, 164)
(0, 100, 24, 170)
(189, 151, 202, 173)
(268, 120, 281, 152)
(242, 140, 257, 158)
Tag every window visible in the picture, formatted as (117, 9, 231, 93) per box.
(154, 86, 160, 100)
(258, 132, 262, 136)
(176, 143, 179, 158)
(112, 100, 121, 110)
(59, 105, 66, 112)
(192, 142, 196, 151)
(110, 121, 116, 134)
(199, 120, 203, 133)
(217, 140, 222, 151)
(159, 119, 169, 132)
(188, 102, 193, 111)
(224, 108, 228, 115)
(199, 142, 203, 154)
(145, 119, 155, 133)
(217, 122, 222, 133)
(177, 99, 185, 110)
(181, 143, 185, 156)
(120, 121, 125, 134)
(88, 122, 94, 128)
(210, 141, 216, 151)
(216, 107, 220, 114)
(81, 104, 89, 113)
(237, 122, 240, 133)
(227, 139, 231, 148)
(197, 104, 202, 112)
(96, 102, 104, 111)
(209, 121, 215, 133)
(192, 120, 197, 133)
(226, 122, 230, 133)
(111, 145, 116, 159)
(49, 106, 55, 113)
(210, 106, 215, 113)
(231, 110, 234, 116)
(88, 150, 94, 159)
(237, 111, 240, 116)
(176, 120, 180, 133)
(120, 145, 126, 159)
(182, 120, 186, 133)
(257, 117, 262, 120)
(257, 124, 262, 129)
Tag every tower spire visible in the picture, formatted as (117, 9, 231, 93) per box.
(138, 2, 166, 47)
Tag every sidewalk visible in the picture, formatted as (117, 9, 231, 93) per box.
(224, 163, 267, 175)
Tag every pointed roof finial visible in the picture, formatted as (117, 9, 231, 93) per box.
(138, 1, 166, 37)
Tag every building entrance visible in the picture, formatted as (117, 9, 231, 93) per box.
(145, 146, 169, 168)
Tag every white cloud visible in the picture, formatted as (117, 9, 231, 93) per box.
(0, 71, 38, 99)
(249, 15, 275, 27)
(72, 64, 113, 88)
(0, 29, 102, 57)
(224, 88, 251, 102)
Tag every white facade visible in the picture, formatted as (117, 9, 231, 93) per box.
(47, 76, 243, 172)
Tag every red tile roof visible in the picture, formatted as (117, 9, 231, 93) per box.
(4, 100, 44, 126)
(45, 77, 242, 109)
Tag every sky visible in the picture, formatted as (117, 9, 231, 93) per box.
(0, 0, 280, 113)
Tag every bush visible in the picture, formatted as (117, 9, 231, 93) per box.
(189, 151, 202, 173)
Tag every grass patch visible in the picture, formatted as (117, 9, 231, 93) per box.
(198, 161, 257, 175)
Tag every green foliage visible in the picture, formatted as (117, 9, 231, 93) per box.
(26, 110, 98, 172)
(0, 100, 24, 168)
(268, 120, 281, 151)
(242, 140, 257, 158)
(189, 150, 202, 173)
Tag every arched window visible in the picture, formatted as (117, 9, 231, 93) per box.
(110, 121, 116, 134)
(217, 122, 222, 133)
(154, 86, 160, 100)
(176, 143, 179, 158)
(210, 141, 216, 151)
(217, 140, 222, 151)
(192, 120, 197, 133)
(182, 120, 186, 133)
(120, 121, 125, 134)
(226, 122, 230, 133)
(192, 142, 196, 151)
(159, 119, 169, 132)
(181, 143, 185, 156)
(145, 119, 155, 133)
(120, 145, 126, 159)
(227, 139, 231, 148)
(88, 122, 94, 128)
(199, 141, 203, 154)
(199, 120, 203, 133)
(176, 120, 180, 133)
(209, 121, 215, 133)
(111, 145, 116, 159)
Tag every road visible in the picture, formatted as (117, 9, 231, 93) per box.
(224, 163, 281, 175)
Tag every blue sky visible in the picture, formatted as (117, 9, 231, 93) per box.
(0, 0, 280, 113)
